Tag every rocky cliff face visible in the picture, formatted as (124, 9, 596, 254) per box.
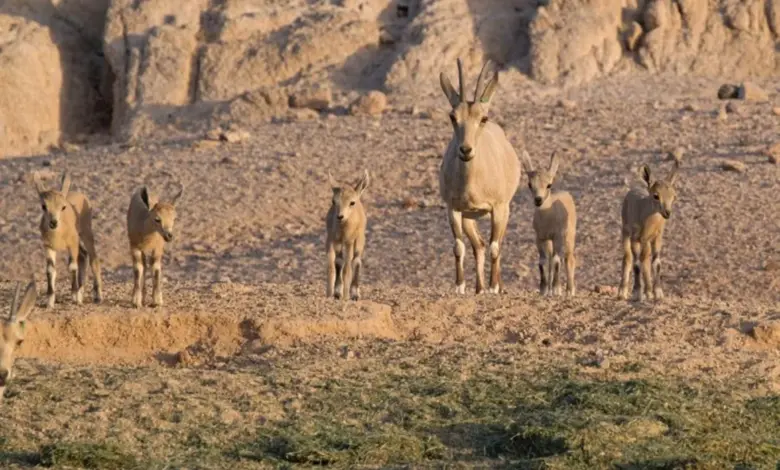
(1, 0, 779, 157)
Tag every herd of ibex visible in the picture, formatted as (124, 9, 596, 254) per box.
(1, 58, 682, 398)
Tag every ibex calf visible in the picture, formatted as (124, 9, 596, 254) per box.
(33, 171, 102, 308)
(439, 58, 521, 294)
(521, 151, 577, 296)
(326, 170, 369, 301)
(126, 177, 183, 308)
(619, 161, 680, 301)
(0, 280, 37, 400)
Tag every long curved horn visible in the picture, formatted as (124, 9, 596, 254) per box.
(169, 179, 184, 204)
(9, 282, 22, 320)
(474, 60, 493, 102)
(456, 58, 465, 102)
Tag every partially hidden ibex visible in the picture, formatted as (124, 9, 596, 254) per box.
(0, 280, 37, 400)
(33, 171, 102, 308)
(439, 58, 521, 294)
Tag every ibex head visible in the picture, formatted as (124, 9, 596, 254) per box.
(440, 59, 500, 162)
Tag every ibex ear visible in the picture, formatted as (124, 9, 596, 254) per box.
(667, 161, 680, 185)
(440, 72, 460, 108)
(60, 171, 71, 197)
(14, 281, 37, 324)
(32, 172, 46, 196)
(548, 151, 560, 179)
(140, 187, 151, 210)
(640, 165, 653, 187)
(355, 170, 370, 196)
(520, 150, 534, 174)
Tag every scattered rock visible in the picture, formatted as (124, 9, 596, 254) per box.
(718, 84, 739, 100)
(682, 103, 697, 112)
(339, 345, 356, 360)
(737, 82, 769, 102)
(667, 147, 685, 163)
(717, 105, 728, 122)
(205, 128, 222, 141)
(622, 129, 638, 143)
(62, 142, 82, 153)
(720, 160, 746, 173)
(173, 349, 193, 367)
(556, 99, 577, 111)
(763, 260, 780, 272)
(220, 129, 250, 143)
(218, 275, 232, 283)
(594, 285, 618, 296)
(725, 102, 744, 116)
(764, 142, 780, 164)
(193, 139, 220, 150)
(289, 85, 332, 111)
(578, 349, 610, 369)
(378, 30, 397, 45)
(401, 197, 419, 210)
(350, 91, 387, 116)
(747, 322, 780, 349)
(219, 156, 237, 165)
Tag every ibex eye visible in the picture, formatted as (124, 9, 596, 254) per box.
(480, 117, 488, 124)
(547, 184, 552, 189)
(155, 217, 162, 223)
(528, 183, 532, 189)
(350, 201, 356, 207)
(41, 204, 46, 211)
(16, 340, 23, 347)
(449, 114, 456, 122)
(653, 194, 660, 200)
(62, 205, 66, 211)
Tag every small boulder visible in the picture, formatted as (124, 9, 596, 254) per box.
(737, 82, 769, 102)
(718, 84, 739, 100)
(350, 91, 388, 116)
(720, 160, 746, 173)
(772, 107, 780, 116)
(220, 129, 249, 143)
(289, 85, 332, 111)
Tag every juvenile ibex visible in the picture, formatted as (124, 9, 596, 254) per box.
(439, 58, 520, 294)
(619, 161, 680, 301)
(0, 280, 37, 400)
(521, 150, 577, 296)
(326, 170, 369, 301)
(33, 171, 103, 308)
(126, 175, 183, 308)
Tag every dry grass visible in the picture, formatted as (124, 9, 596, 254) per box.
(1, 342, 778, 469)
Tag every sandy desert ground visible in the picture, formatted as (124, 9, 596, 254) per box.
(0, 73, 778, 469)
